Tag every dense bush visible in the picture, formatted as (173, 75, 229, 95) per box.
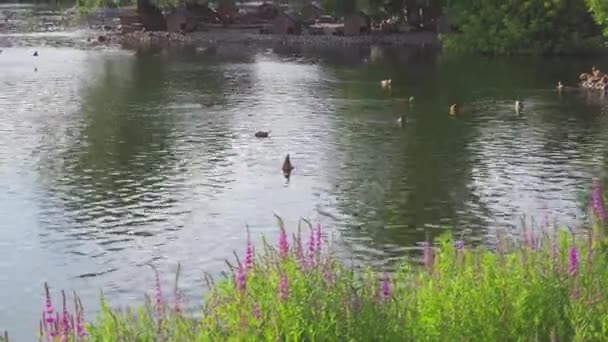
(3, 178, 608, 341)
(441, 0, 604, 55)
(586, 0, 608, 38)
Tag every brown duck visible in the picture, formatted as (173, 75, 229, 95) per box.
(282, 154, 294, 178)
(255, 131, 270, 138)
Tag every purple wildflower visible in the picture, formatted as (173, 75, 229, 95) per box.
(314, 224, 322, 253)
(422, 241, 433, 272)
(279, 274, 289, 301)
(60, 291, 70, 342)
(153, 269, 164, 323)
(455, 240, 464, 250)
(74, 295, 85, 339)
(306, 228, 316, 267)
(380, 274, 391, 301)
(571, 283, 580, 301)
(591, 178, 606, 222)
(173, 288, 182, 314)
(569, 246, 579, 277)
(278, 227, 289, 258)
(236, 264, 247, 291)
(44, 283, 55, 326)
(253, 304, 262, 320)
(324, 268, 334, 284)
(244, 237, 254, 271)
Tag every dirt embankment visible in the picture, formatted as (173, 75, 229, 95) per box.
(96, 28, 440, 50)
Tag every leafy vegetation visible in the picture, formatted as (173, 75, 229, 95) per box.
(2, 179, 607, 341)
(441, 0, 604, 55)
(586, 0, 608, 38)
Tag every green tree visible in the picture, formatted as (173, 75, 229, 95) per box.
(441, 0, 603, 55)
(586, 0, 608, 38)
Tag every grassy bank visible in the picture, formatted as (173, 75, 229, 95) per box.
(3, 179, 608, 341)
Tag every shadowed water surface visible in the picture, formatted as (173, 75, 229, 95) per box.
(3, 6, 608, 340)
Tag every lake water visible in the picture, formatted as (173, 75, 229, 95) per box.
(3, 3, 608, 340)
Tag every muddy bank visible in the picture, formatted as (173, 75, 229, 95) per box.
(98, 28, 440, 50)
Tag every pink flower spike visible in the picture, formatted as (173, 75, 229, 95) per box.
(569, 246, 579, 277)
(279, 274, 289, 301)
(278, 227, 289, 258)
(380, 274, 391, 301)
(315, 224, 322, 253)
(235, 264, 247, 291)
(244, 226, 254, 270)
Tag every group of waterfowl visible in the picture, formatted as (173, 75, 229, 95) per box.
(380, 78, 525, 121)
(578, 66, 608, 91)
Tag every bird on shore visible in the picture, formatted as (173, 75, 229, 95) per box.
(515, 100, 524, 114)
(380, 79, 392, 89)
(282, 154, 294, 179)
(254, 131, 270, 138)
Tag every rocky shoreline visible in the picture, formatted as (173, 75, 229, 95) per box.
(98, 28, 440, 50)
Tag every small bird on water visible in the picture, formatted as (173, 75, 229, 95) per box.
(449, 104, 459, 116)
(282, 154, 294, 179)
(397, 114, 406, 127)
(557, 81, 564, 91)
(33, 51, 38, 57)
(254, 131, 270, 138)
(515, 100, 524, 114)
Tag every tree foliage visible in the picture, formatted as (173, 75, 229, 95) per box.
(586, 0, 608, 38)
(441, 0, 604, 55)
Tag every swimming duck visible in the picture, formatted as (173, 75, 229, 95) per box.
(33, 51, 38, 57)
(397, 114, 406, 127)
(592, 66, 605, 78)
(380, 79, 392, 88)
(515, 100, 524, 113)
(595, 75, 608, 91)
(449, 104, 459, 116)
(282, 154, 294, 178)
(254, 131, 270, 138)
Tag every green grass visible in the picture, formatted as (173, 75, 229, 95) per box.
(6, 180, 608, 342)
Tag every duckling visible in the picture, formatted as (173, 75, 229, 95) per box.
(33, 51, 38, 57)
(282, 154, 294, 178)
(380, 79, 392, 88)
(449, 104, 459, 116)
(515, 100, 524, 114)
(254, 131, 270, 138)
(557, 81, 564, 91)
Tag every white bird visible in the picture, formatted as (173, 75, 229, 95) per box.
(515, 100, 524, 113)
(397, 114, 405, 127)
(380, 79, 392, 88)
